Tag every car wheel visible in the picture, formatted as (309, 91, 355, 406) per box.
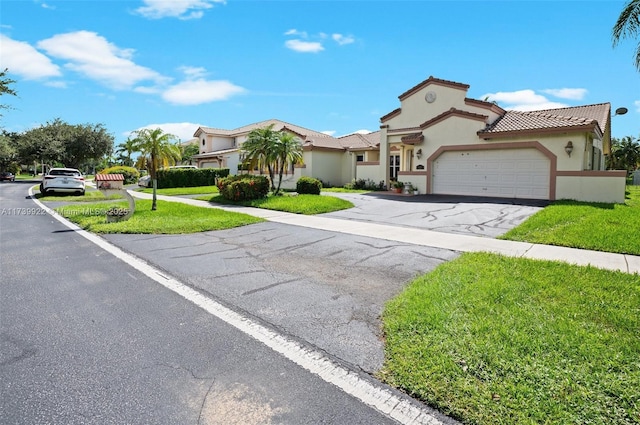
(77, 190, 85, 196)
(39, 184, 47, 195)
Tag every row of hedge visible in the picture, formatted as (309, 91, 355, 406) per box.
(156, 168, 229, 189)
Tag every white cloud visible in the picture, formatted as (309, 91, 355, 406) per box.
(135, 0, 225, 20)
(634, 100, 640, 113)
(127, 122, 203, 141)
(162, 79, 246, 105)
(332, 33, 355, 45)
(285, 39, 324, 53)
(44, 80, 67, 88)
(0, 34, 62, 79)
(481, 89, 568, 111)
(37, 31, 168, 90)
(133, 86, 161, 94)
(179, 66, 207, 79)
(321, 130, 336, 136)
(542, 88, 588, 100)
(284, 29, 308, 38)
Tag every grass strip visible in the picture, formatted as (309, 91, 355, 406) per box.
(55, 199, 263, 234)
(197, 194, 354, 215)
(501, 186, 640, 255)
(36, 190, 123, 202)
(137, 185, 219, 196)
(381, 252, 640, 424)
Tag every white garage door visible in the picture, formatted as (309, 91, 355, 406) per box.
(432, 149, 550, 199)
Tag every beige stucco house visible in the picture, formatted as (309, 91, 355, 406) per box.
(192, 119, 379, 189)
(193, 76, 626, 203)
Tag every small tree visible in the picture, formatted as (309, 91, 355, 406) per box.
(0, 68, 17, 120)
(133, 128, 181, 210)
(272, 132, 303, 195)
(241, 124, 279, 190)
(181, 142, 200, 165)
(608, 136, 640, 172)
(115, 138, 137, 167)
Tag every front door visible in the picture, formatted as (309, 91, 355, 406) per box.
(390, 155, 400, 180)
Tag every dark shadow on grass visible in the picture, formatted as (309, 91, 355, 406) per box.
(552, 200, 616, 210)
(362, 192, 552, 208)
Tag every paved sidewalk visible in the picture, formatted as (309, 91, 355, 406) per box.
(129, 190, 640, 275)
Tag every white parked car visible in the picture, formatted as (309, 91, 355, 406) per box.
(40, 168, 85, 196)
(138, 175, 151, 188)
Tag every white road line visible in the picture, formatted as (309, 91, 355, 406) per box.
(29, 189, 450, 425)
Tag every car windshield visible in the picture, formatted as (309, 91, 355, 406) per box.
(49, 170, 80, 177)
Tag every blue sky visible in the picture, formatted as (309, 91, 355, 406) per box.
(1, 0, 638, 147)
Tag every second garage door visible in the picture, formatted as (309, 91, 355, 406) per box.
(432, 148, 550, 199)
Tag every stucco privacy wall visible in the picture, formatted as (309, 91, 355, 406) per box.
(556, 171, 627, 203)
(306, 150, 347, 187)
(355, 162, 381, 184)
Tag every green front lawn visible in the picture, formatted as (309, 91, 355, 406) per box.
(501, 186, 640, 255)
(381, 252, 640, 425)
(35, 190, 123, 202)
(198, 194, 354, 215)
(137, 185, 219, 196)
(56, 199, 263, 234)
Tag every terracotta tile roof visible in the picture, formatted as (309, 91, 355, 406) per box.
(196, 119, 334, 140)
(95, 173, 124, 181)
(478, 103, 610, 139)
(398, 76, 470, 101)
(421, 108, 488, 129)
(336, 131, 381, 150)
(193, 148, 238, 158)
(380, 107, 401, 123)
(401, 133, 424, 144)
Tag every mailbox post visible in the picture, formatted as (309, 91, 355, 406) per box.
(95, 174, 136, 222)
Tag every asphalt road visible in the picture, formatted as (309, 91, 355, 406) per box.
(1, 181, 436, 424)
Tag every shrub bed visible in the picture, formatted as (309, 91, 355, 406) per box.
(217, 174, 269, 201)
(156, 168, 229, 189)
(296, 176, 322, 195)
(99, 166, 140, 184)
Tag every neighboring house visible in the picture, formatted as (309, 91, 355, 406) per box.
(193, 76, 626, 202)
(192, 119, 379, 189)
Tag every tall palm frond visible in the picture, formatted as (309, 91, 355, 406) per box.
(612, 0, 640, 71)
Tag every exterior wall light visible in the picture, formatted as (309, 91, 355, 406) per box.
(565, 141, 574, 157)
(416, 149, 422, 159)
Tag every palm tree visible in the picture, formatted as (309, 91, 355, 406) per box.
(617, 136, 640, 172)
(181, 143, 200, 165)
(133, 128, 181, 210)
(272, 132, 303, 195)
(613, 0, 640, 71)
(608, 136, 640, 172)
(115, 138, 137, 167)
(241, 124, 280, 191)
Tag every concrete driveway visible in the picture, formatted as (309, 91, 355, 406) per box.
(321, 192, 548, 238)
(101, 192, 546, 376)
